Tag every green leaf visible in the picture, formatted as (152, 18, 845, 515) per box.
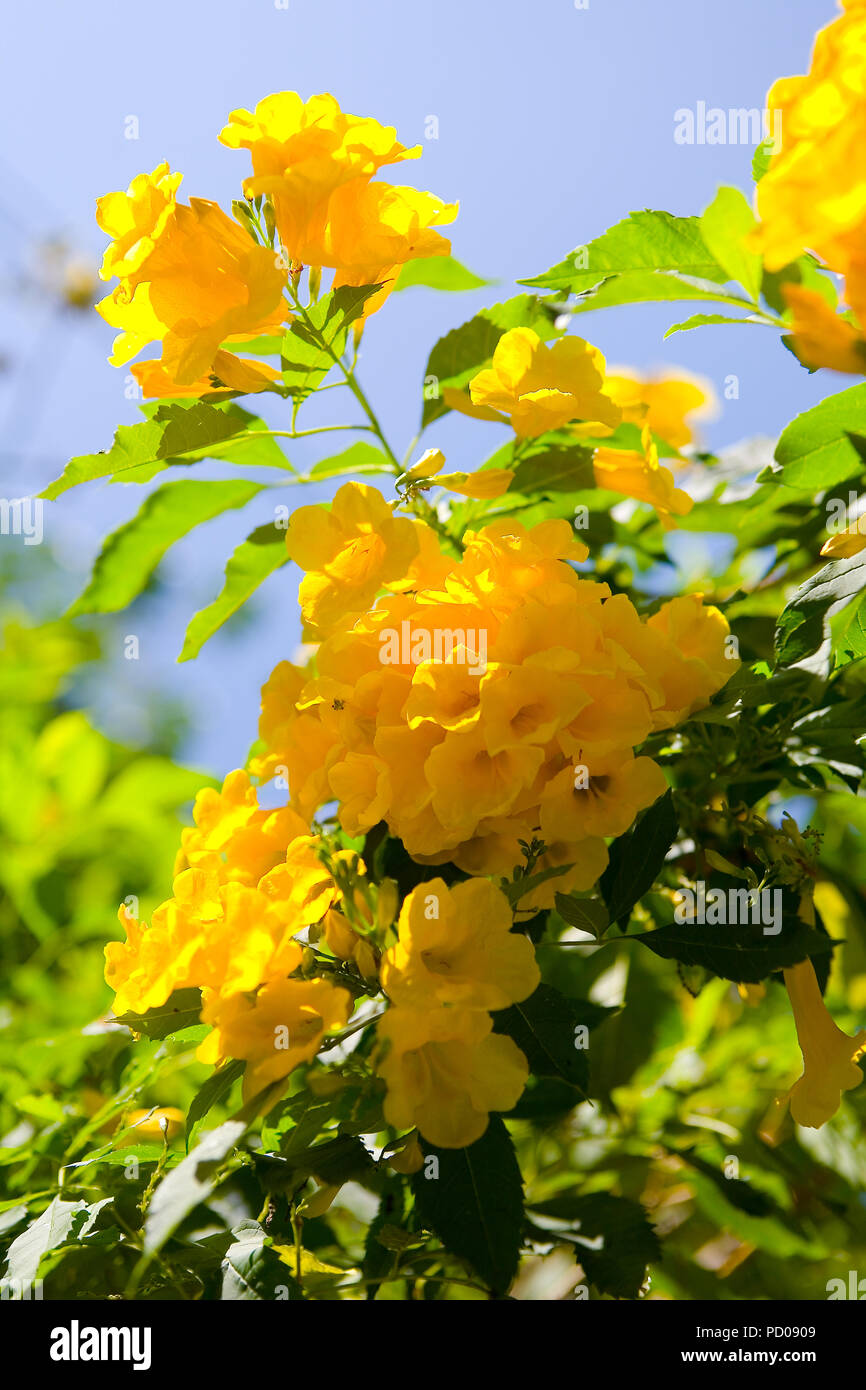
(528, 1193, 659, 1299)
(178, 522, 288, 662)
(68, 479, 263, 617)
(41, 401, 288, 499)
(112, 988, 204, 1040)
(221, 1221, 304, 1300)
(520, 211, 727, 293)
(493, 984, 592, 1092)
(752, 138, 775, 183)
(600, 789, 677, 926)
(631, 917, 833, 984)
(411, 1115, 524, 1295)
(769, 382, 866, 492)
(308, 440, 392, 480)
(143, 1118, 248, 1256)
(3, 1197, 109, 1284)
(396, 256, 490, 292)
(421, 294, 560, 427)
(699, 186, 762, 301)
(554, 893, 609, 938)
(664, 312, 764, 337)
(186, 1060, 246, 1142)
(509, 442, 596, 495)
(282, 284, 382, 398)
(775, 552, 866, 665)
(566, 271, 753, 317)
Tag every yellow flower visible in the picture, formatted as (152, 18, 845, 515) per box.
(118, 1106, 184, 1145)
(98, 198, 287, 383)
(376, 1006, 529, 1148)
(540, 752, 668, 843)
(821, 507, 866, 557)
(96, 162, 182, 282)
(782, 958, 866, 1127)
(220, 92, 420, 267)
(603, 368, 717, 449)
(645, 594, 738, 723)
(437, 468, 515, 499)
(782, 285, 866, 374)
(467, 328, 622, 439)
(402, 447, 446, 482)
(381, 877, 539, 1010)
(593, 425, 694, 529)
(329, 182, 457, 315)
(752, 0, 866, 324)
(199, 976, 352, 1102)
(287, 481, 420, 634)
(130, 351, 282, 399)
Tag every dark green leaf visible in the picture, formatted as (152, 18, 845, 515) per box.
(528, 1192, 659, 1299)
(493, 984, 594, 1092)
(775, 552, 866, 665)
(186, 1060, 246, 1141)
(631, 917, 833, 983)
(112, 987, 203, 1040)
(411, 1115, 524, 1294)
(600, 789, 677, 925)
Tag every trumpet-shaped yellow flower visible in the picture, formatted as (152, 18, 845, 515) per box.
(96, 162, 182, 282)
(752, 0, 866, 326)
(783, 285, 866, 375)
(220, 91, 420, 267)
(593, 425, 694, 529)
(437, 468, 515, 499)
(381, 877, 539, 1010)
(468, 328, 622, 439)
(329, 182, 457, 315)
(603, 368, 717, 449)
(783, 958, 866, 1127)
(199, 976, 352, 1102)
(821, 508, 866, 557)
(130, 351, 282, 399)
(376, 1006, 529, 1148)
(540, 752, 668, 843)
(287, 482, 421, 634)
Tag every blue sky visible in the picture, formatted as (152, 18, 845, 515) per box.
(0, 0, 839, 776)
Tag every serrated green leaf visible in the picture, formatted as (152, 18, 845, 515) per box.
(771, 382, 866, 492)
(664, 311, 763, 337)
(221, 1221, 305, 1300)
(282, 284, 382, 398)
(509, 442, 596, 495)
(520, 210, 727, 293)
(554, 893, 609, 937)
(600, 789, 677, 925)
(529, 1192, 659, 1299)
(631, 917, 833, 983)
(41, 402, 289, 499)
(775, 552, 866, 665)
(68, 479, 263, 617)
(411, 1115, 523, 1294)
(178, 522, 288, 662)
(492, 984, 592, 1092)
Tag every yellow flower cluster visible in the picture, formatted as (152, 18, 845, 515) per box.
(93, 93, 453, 396)
(261, 484, 736, 899)
(105, 769, 358, 1101)
(221, 92, 455, 319)
(754, 0, 866, 368)
(443, 327, 699, 525)
(377, 877, 538, 1146)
